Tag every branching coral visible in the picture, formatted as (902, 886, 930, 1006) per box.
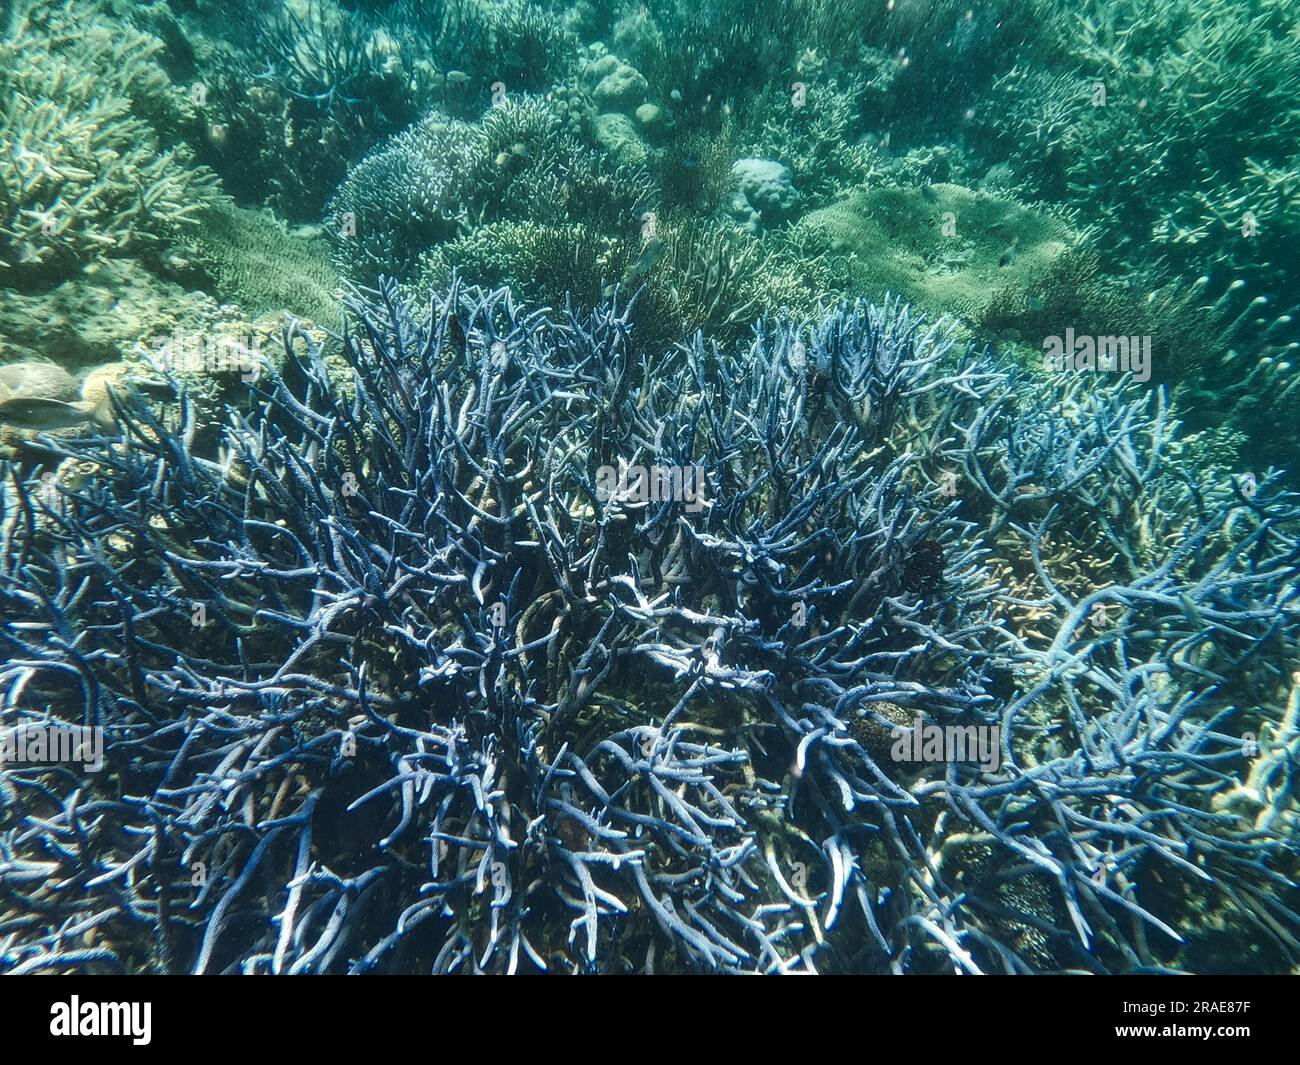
(0, 0, 222, 287)
(982, 0, 1300, 305)
(634, 219, 837, 343)
(412, 222, 631, 311)
(327, 112, 483, 282)
(391, 0, 577, 100)
(741, 53, 897, 207)
(183, 0, 436, 220)
(327, 97, 651, 286)
(1, 283, 1296, 975)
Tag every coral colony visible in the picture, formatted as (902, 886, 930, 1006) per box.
(1, 0, 1300, 977)
(2, 279, 1297, 974)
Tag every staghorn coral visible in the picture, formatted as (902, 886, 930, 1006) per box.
(473, 95, 651, 232)
(981, 260, 1300, 475)
(740, 54, 897, 208)
(655, 123, 742, 215)
(614, 1, 795, 118)
(1, 283, 1297, 975)
(981, 0, 1300, 305)
(412, 221, 631, 310)
(403, 0, 578, 100)
(633, 219, 837, 344)
(178, 0, 438, 221)
(410, 212, 837, 349)
(0, 0, 222, 287)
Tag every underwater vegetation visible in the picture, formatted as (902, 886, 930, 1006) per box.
(1, 281, 1296, 974)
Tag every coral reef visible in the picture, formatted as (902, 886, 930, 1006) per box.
(739, 50, 897, 208)
(1, 283, 1296, 974)
(413, 222, 629, 311)
(180, 0, 438, 219)
(327, 111, 483, 281)
(0, 0, 1297, 982)
(982, 1, 1300, 291)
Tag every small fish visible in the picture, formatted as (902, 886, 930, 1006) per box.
(494, 151, 511, 167)
(443, 70, 471, 85)
(0, 396, 97, 430)
(998, 238, 1020, 268)
(621, 237, 665, 286)
(920, 184, 938, 203)
(670, 88, 682, 103)
(446, 314, 467, 358)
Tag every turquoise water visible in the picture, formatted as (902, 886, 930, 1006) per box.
(0, 0, 1297, 974)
